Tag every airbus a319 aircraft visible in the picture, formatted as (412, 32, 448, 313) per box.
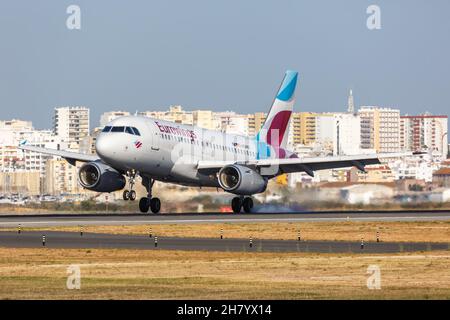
(20, 71, 408, 213)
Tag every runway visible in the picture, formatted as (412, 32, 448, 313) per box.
(0, 210, 450, 228)
(0, 231, 448, 253)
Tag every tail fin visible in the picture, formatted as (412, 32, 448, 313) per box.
(257, 70, 298, 149)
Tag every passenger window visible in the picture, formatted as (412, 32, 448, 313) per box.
(102, 126, 112, 132)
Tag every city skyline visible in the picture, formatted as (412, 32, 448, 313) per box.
(1, 104, 449, 198)
(1, 102, 449, 198)
(1, 1, 450, 129)
(1, 103, 449, 138)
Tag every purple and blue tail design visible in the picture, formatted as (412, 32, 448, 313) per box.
(256, 70, 298, 159)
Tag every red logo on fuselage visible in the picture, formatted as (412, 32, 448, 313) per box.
(134, 141, 143, 149)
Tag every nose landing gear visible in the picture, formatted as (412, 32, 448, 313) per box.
(139, 177, 161, 214)
(123, 170, 137, 201)
(123, 190, 136, 201)
(231, 196, 254, 213)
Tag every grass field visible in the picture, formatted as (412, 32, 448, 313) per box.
(0, 247, 449, 299)
(1, 221, 449, 299)
(10, 220, 450, 243)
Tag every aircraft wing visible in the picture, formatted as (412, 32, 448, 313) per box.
(197, 152, 412, 177)
(18, 145, 99, 165)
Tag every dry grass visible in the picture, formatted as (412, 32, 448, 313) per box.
(11, 220, 450, 243)
(0, 247, 449, 299)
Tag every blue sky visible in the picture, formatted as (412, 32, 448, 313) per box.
(0, 0, 449, 129)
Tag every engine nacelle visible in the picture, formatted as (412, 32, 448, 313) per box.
(218, 164, 267, 195)
(78, 161, 126, 193)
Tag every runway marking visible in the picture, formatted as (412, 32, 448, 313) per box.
(1, 215, 450, 227)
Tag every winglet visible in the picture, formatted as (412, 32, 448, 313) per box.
(276, 70, 298, 102)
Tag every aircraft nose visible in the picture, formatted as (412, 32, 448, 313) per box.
(95, 134, 115, 160)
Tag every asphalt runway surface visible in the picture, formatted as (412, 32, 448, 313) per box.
(0, 210, 450, 228)
(0, 231, 448, 253)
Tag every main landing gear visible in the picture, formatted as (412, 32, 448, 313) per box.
(139, 177, 161, 214)
(123, 170, 137, 201)
(231, 196, 254, 213)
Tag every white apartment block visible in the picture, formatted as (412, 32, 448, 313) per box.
(0, 120, 59, 174)
(308, 113, 361, 156)
(193, 110, 214, 130)
(0, 119, 69, 193)
(53, 106, 89, 151)
(211, 111, 238, 132)
(100, 111, 131, 127)
(389, 154, 439, 182)
(139, 105, 194, 125)
(314, 114, 334, 154)
(359, 106, 401, 153)
(0, 119, 33, 132)
(212, 112, 252, 135)
(226, 115, 251, 136)
(44, 159, 81, 195)
(20, 129, 65, 174)
(139, 106, 255, 136)
(333, 113, 361, 156)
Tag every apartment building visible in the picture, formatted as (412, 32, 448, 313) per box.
(139, 105, 194, 125)
(53, 106, 90, 151)
(359, 107, 401, 153)
(100, 111, 131, 127)
(192, 110, 214, 130)
(400, 114, 448, 159)
(288, 112, 318, 146)
(0, 171, 40, 195)
(44, 159, 81, 195)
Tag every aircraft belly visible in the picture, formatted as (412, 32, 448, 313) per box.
(133, 149, 172, 176)
(168, 159, 219, 187)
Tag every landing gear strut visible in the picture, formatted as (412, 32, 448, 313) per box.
(123, 170, 137, 201)
(139, 177, 161, 214)
(231, 196, 253, 213)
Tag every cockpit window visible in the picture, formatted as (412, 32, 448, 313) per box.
(132, 127, 141, 136)
(125, 127, 134, 135)
(110, 126, 125, 133)
(104, 126, 140, 135)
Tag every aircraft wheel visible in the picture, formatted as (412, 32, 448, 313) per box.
(150, 197, 161, 214)
(129, 190, 136, 201)
(139, 197, 150, 213)
(231, 197, 242, 213)
(243, 197, 254, 213)
(123, 190, 130, 201)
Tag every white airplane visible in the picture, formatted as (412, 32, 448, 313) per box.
(19, 71, 408, 213)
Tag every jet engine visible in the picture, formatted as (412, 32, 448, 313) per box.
(218, 164, 267, 195)
(78, 161, 126, 193)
